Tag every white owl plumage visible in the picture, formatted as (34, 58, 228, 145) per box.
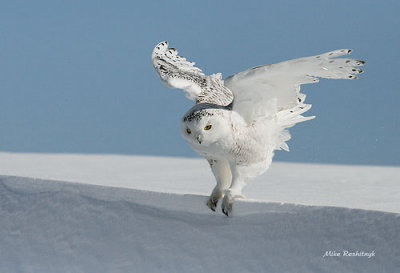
(152, 41, 364, 216)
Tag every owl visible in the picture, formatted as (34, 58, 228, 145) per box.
(152, 41, 364, 216)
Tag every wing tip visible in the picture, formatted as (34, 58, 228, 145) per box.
(152, 41, 169, 58)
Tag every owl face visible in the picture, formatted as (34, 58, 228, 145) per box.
(181, 107, 233, 155)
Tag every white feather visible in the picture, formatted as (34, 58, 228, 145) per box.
(224, 49, 364, 123)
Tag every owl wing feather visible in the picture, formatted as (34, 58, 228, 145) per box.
(152, 41, 233, 106)
(224, 49, 365, 123)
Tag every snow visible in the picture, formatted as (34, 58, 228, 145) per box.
(1, 152, 399, 272)
(0, 152, 399, 213)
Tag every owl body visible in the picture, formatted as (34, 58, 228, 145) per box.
(152, 41, 364, 216)
(181, 103, 278, 182)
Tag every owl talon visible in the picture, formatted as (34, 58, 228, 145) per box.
(222, 207, 230, 216)
(221, 192, 234, 216)
(206, 197, 218, 212)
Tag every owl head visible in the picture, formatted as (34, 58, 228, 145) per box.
(181, 104, 233, 151)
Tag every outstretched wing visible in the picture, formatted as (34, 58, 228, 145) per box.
(224, 49, 365, 122)
(152, 41, 233, 106)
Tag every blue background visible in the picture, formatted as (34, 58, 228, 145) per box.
(1, 0, 399, 165)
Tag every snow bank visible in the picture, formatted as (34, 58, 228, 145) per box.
(1, 153, 399, 272)
(0, 152, 399, 213)
(1, 175, 399, 273)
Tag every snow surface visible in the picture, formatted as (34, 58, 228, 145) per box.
(1, 153, 400, 272)
(0, 152, 399, 213)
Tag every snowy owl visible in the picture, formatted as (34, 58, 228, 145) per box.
(152, 41, 364, 216)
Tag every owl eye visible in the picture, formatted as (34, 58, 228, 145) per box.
(186, 128, 191, 134)
(204, 125, 212, 130)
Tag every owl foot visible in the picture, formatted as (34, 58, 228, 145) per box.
(206, 197, 218, 212)
(221, 192, 234, 216)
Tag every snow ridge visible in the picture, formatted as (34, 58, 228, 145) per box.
(1, 176, 399, 273)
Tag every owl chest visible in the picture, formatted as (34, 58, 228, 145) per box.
(229, 125, 270, 165)
(192, 135, 234, 159)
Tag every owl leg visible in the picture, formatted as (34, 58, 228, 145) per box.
(221, 165, 246, 216)
(206, 158, 232, 212)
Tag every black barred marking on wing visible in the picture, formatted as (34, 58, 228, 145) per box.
(152, 41, 233, 107)
(195, 74, 233, 106)
(168, 70, 208, 88)
(155, 58, 207, 85)
(196, 85, 233, 106)
(159, 63, 233, 106)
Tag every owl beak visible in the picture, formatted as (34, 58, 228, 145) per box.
(196, 135, 203, 144)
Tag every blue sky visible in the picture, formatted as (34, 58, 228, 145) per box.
(1, 0, 399, 165)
